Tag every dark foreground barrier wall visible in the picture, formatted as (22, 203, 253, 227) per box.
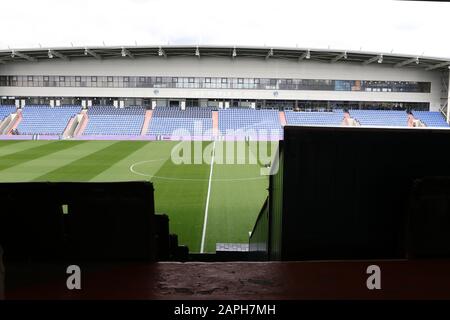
(0, 181, 161, 262)
(408, 177, 450, 258)
(251, 126, 450, 261)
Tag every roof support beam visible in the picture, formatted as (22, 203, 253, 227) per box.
(298, 50, 310, 61)
(330, 51, 347, 63)
(362, 54, 382, 65)
(425, 61, 450, 71)
(265, 48, 273, 60)
(121, 47, 134, 59)
(84, 48, 102, 60)
(48, 49, 69, 61)
(394, 57, 419, 68)
(11, 50, 37, 62)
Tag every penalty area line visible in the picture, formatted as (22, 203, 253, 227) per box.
(200, 140, 216, 254)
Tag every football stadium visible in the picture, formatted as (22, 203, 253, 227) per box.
(2, 44, 450, 301)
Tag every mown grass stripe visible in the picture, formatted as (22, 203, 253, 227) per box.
(35, 141, 148, 181)
(0, 140, 27, 148)
(0, 140, 52, 157)
(203, 141, 270, 253)
(0, 141, 115, 182)
(150, 141, 210, 253)
(0, 140, 86, 172)
(91, 141, 176, 182)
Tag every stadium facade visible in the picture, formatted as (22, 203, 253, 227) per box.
(0, 45, 448, 110)
(0, 45, 449, 139)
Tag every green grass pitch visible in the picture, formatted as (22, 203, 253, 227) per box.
(0, 140, 275, 253)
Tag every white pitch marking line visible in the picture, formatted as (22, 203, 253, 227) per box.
(129, 158, 166, 177)
(200, 140, 216, 253)
(129, 158, 265, 181)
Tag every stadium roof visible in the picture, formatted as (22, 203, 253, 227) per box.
(1, 45, 450, 71)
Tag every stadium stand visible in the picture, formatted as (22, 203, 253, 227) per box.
(218, 108, 282, 136)
(349, 110, 409, 127)
(0, 105, 17, 118)
(285, 109, 449, 128)
(284, 110, 344, 126)
(412, 111, 449, 127)
(17, 105, 81, 135)
(3, 106, 449, 137)
(0, 105, 17, 121)
(147, 107, 212, 136)
(83, 106, 145, 135)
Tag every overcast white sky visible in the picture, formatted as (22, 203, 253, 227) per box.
(1, 0, 450, 57)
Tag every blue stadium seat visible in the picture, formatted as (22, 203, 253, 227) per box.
(18, 105, 81, 135)
(218, 109, 282, 136)
(412, 111, 449, 128)
(285, 110, 344, 126)
(285, 109, 449, 128)
(147, 107, 212, 136)
(0, 105, 17, 121)
(84, 106, 146, 135)
(348, 110, 409, 127)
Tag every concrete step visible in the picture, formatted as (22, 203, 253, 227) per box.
(74, 110, 88, 136)
(141, 110, 153, 135)
(212, 111, 219, 136)
(279, 111, 287, 126)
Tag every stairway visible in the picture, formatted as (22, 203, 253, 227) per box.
(279, 111, 287, 126)
(62, 116, 77, 138)
(212, 111, 219, 136)
(73, 110, 89, 136)
(140, 110, 153, 135)
(0, 115, 13, 134)
(2, 110, 23, 134)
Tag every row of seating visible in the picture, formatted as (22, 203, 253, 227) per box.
(153, 107, 212, 118)
(0, 105, 16, 121)
(349, 110, 409, 127)
(83, 106, 146, 135)
(18, 105, 81, 135)
(285, 110, 344, 126)
(218, 109, 283, 136)
(412, 111, 449, 127)
(148, 107, 212, 136)
(0, 106, 449, 135)
(88, 106, 146, 116)
(285, 110, 450, 128)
